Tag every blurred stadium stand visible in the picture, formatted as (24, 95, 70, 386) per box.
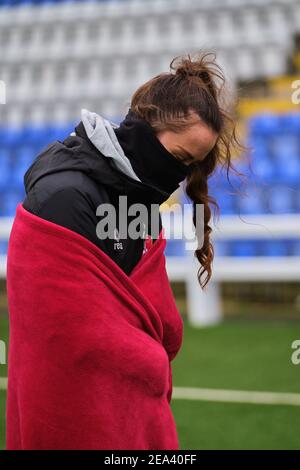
(0, 0, 300, 324)
(0, 0, 298, 123)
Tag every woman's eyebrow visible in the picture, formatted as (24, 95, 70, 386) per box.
(180, 149, 196, 162)
(172, 147, 196, 164)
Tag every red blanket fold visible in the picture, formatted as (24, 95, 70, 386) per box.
(5, 203, 184, 450)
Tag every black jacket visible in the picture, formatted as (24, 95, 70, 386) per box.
(22, 109, 190, 275)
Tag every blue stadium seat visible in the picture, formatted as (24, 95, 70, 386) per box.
(279, 113, 300, 133)
(251, 154, 274, 182)
(0, 148, 11, 190)
(214, 240, 230, 257)
(251, 136, 270, 156)
(21, 125, 53, 149)
(0, 127, 23, 148)
(0, 241, 8, 256)
(0, 0, 77, 5)
(47, 124, 74, 142)
(249, 114, 281, 137)
(165, 239, 185, 257)
(292, 240, 300, 256)
(237, 188, 265, 214)
(12, 145, 36, 186)
(275, 156, 300, 183)
(262, 240, 290, 257)
(0, 189, 24, 217)
(229, 240, 258, 257)
(210, 188, 237, 215)
(270, 133, 300, 183)
(267, 186, 294, 213)
(271, 134, 299, 160)
(295, 189, 300, 212)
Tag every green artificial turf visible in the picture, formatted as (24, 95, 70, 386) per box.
(1, 313, 300, 450)
(172, 400, 300, 450)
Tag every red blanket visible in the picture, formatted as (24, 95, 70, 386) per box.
(5, 203, 184, 450)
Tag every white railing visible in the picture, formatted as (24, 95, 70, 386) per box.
(163, 211, 300, 326)
(1, 211, 300, 327)
(0, 216, 12, 279)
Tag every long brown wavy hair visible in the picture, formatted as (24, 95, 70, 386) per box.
(129, 51, 245, 289)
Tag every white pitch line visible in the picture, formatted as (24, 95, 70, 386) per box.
(1, 379, 300, 407)
(0, 377, 7, 390)
(172, 387, 300, 407)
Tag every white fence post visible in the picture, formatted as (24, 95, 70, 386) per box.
(186, 256, 222, 327)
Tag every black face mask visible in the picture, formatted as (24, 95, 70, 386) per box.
(114, 108, 190, 199)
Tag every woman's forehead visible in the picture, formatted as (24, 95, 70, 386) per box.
(176, 121, 218, 159)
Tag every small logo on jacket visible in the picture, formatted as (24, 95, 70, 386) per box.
(113, 228, 123, 251)
(143, 234, 153, 254)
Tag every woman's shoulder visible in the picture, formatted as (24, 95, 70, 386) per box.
(24, 170, 96, 209)
(22, 175, 112, 250)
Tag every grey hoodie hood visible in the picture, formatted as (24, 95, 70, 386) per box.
(80, 108, 141, 183)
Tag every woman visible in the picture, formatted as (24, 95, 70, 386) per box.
(6, 52, 241, 450)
